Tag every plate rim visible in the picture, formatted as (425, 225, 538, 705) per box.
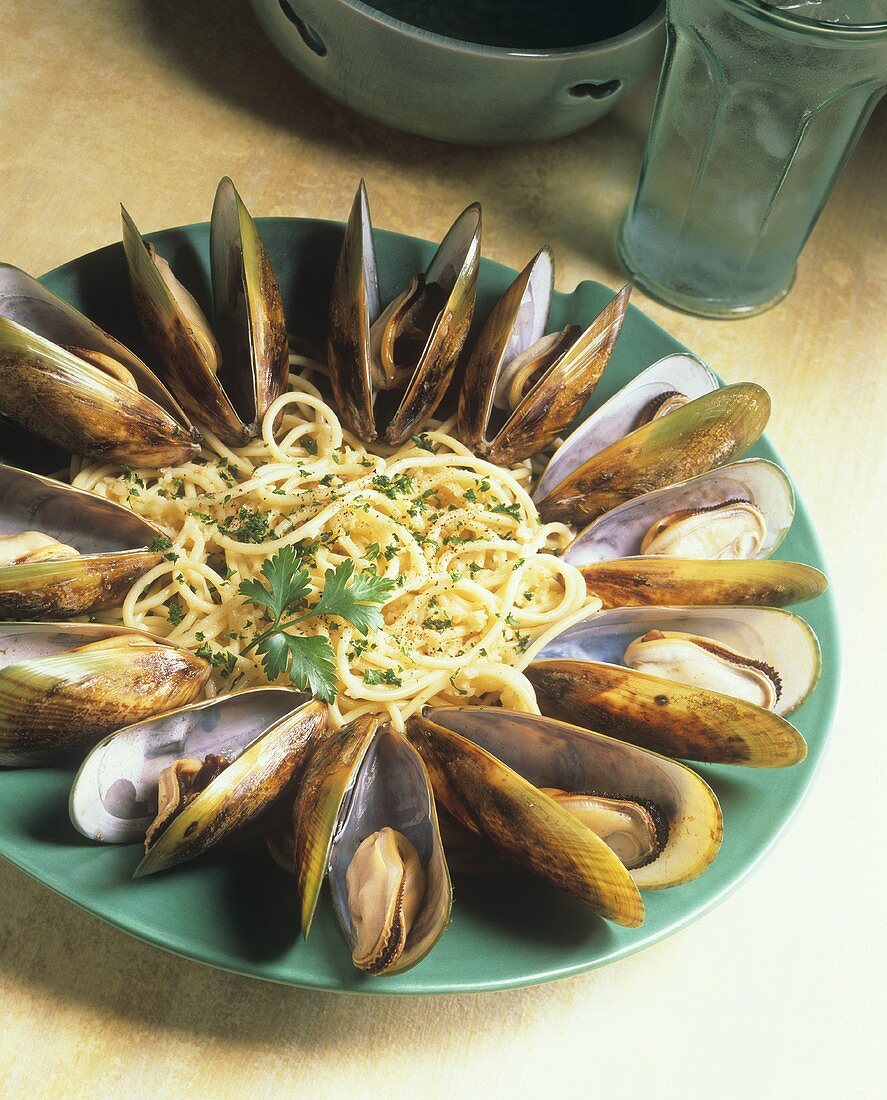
(0, 215, 841, 995)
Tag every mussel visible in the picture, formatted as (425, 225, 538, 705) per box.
(410, 706, 722, 890)
(293, 715, 452, 975)
(533, 355, 770, 526)
(578, 556, 828, 609)
(0, 264, 200, 465)
(0, 622, 209, 766)
(122, 177, 289, 445)
(328, 181, 481, 446)
(563, 459, 795, 566)
(526, 606, 819, 766)
(406, 711, 644, 925)
(70, 687, 315, 842)
(457, 247, 631, 464)
(121, 693, 328, 876)
(0, 465, 166, 620)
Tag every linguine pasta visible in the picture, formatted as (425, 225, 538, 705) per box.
(72, 357, 599, 731)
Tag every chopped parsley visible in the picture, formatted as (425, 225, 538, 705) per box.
(363, 668, 403, 687)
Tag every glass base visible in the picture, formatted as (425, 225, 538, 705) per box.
(616, 214, 796, 320)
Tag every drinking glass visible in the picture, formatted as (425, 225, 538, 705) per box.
(617, 1, 887, 317)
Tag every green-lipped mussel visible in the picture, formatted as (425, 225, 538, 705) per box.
(293, 715, 452, 975)
(0, 622, 209, 766)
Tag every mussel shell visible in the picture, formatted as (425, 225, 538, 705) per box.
(210, 177, 289, 427)
(460, 259, 631, 467)
(407, 712, 644, 926)
(328, 181, 378, 444)
(0, 265, 199, 466)
(70, 687, 312, 843)
(0, 321, 200, 467)
(328, 182, 481, 446)
(564, 459, 794, 566)
(327, 725, 452, 975)
(418, 706, 722, 889)
(122, 204, 250, 445)
(134, 696, 328, 876)
(537, 383, 771, 524)
(533, 353, 718, 505)
(526, 659, 807, 767)
(580, 557, 828, 609)
(535, 605, 820, 717)
(457, 247, 553, 457)
(121, 179, 286, 446)
(294, 713, 378, 936)
(0, 622, 210, 766)
(0, 465, 164, 619)
(385, 203, 481, 445)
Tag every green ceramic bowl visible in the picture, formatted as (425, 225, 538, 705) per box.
(248, 0, 666, 144)
(0, 217, 838, 994)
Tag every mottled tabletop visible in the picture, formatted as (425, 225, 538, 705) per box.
(0, 2, 883, 1097)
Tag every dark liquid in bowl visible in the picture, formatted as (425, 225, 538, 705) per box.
(367, 1, 660, 48)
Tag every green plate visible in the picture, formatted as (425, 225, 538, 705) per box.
(0, 218, 839, 993)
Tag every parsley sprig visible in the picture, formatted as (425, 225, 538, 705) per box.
(238, 545, 395, 702)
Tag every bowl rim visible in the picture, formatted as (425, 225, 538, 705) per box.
(333, 0, 666, 58)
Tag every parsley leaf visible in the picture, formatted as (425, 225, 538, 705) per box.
(223, 505, 272, 544)
(238, 544, 311, 620)
(286, 635, 339, 701)
(313, 560, 396, 635)
(239, 547, 395, 701)
(371, 473, 414, 498)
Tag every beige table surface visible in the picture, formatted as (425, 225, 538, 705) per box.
(0, 2, 884, 1097)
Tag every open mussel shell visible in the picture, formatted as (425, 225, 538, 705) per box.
(0, 465, 164, 619)
(537, 381, 771, 525)
(533, 353, 718, 506)
(564, 459, 794, 566)
(328, 725, 452, 976)
(328, 180, 481, 446)
(580, 556, 828, 610)
(210, 177, 289, 427)
(417, 707, 722, 889)
(293, 715, 451, 975)
(527, 608, 811, 766)
(407, 711, 644, 926)
(527, 659, 807, 767)
(457, 246, 631, 465)
(122, 177, 288, 445)
(133, 695, 327, 876)
(533, 606, 820, 717)
(0, 622, 210, 766)
(70, 687, 314, 843)
(0, 265, 199, 465)
(294, 714, 378, 937)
